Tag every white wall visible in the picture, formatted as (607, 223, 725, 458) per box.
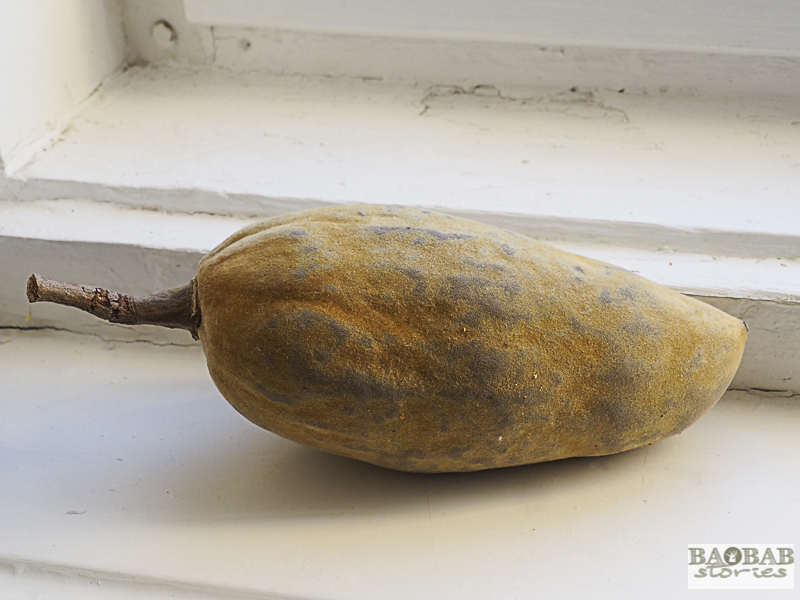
(0, 0, 126, 174)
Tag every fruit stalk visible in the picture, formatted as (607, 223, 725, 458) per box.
(26, 273, 200, 339)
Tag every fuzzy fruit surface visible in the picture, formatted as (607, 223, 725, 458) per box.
(196, 204, 747, 473)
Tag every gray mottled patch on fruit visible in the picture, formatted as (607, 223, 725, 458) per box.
(420, 228, 475, 240)
(313, 348, 331, 363)
(445, 276, 508, 321)
(446, 341, 510, 399)
(520, 384, 551, 409)
(368, 225, 407, 236)
(594, 394, 638, 446)
(462, 257, 507, 271)
(622, 318, 660, 338)
(444, 274, 525, 324)
(601, 357, 640, 386)
(300, 242, 321, 253)
(367, 225, 475, 241)
(286, 349, 332, 391)
(500, 243, 516, 256)
(446, 274, 488, 299)
(689, 349, 705, 368)
(569, 316, 588, 333)
(498, 280, 523, 296)
(289, 230, 308, 237)
(593, 357, 644, 440)
(599, 289, 614, 304)
(263, 311, 353, 397)
(458, 310, 484, 328)
(263, 312, 407, 407)
(293, 310, 350, 347)
(382, 332, 400, 348)
(574, 266, 585, 273)
(392, 265, 429, 298)
(337, 367, 404, 403)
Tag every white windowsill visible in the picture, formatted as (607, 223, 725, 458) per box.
(0, 330, 797, 599)
(2, 63, 798, 396)
(7, 65, 799, 256)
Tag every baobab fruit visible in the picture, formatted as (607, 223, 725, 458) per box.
(27, 204, 747, 472)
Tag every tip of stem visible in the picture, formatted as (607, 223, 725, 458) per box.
(26, 274, 41, 303)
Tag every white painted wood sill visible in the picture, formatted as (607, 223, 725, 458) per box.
(1, 331, 798, 599)
(2, 62, 798, 394)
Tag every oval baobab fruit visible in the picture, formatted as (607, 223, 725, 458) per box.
(28, 204, 747, 472)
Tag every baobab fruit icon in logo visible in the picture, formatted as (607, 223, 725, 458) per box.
(724, 547, 743, 566)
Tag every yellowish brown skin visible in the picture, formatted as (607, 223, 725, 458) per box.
(196, 204, 747, 473)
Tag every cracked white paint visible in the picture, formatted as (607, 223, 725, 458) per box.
(8, 67, 800, 249)
(207, 27, 800, 97)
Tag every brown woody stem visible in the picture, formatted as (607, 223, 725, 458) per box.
(26, 274, 201, 340)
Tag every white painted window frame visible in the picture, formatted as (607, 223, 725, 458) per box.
(184, 0, 800, 55)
